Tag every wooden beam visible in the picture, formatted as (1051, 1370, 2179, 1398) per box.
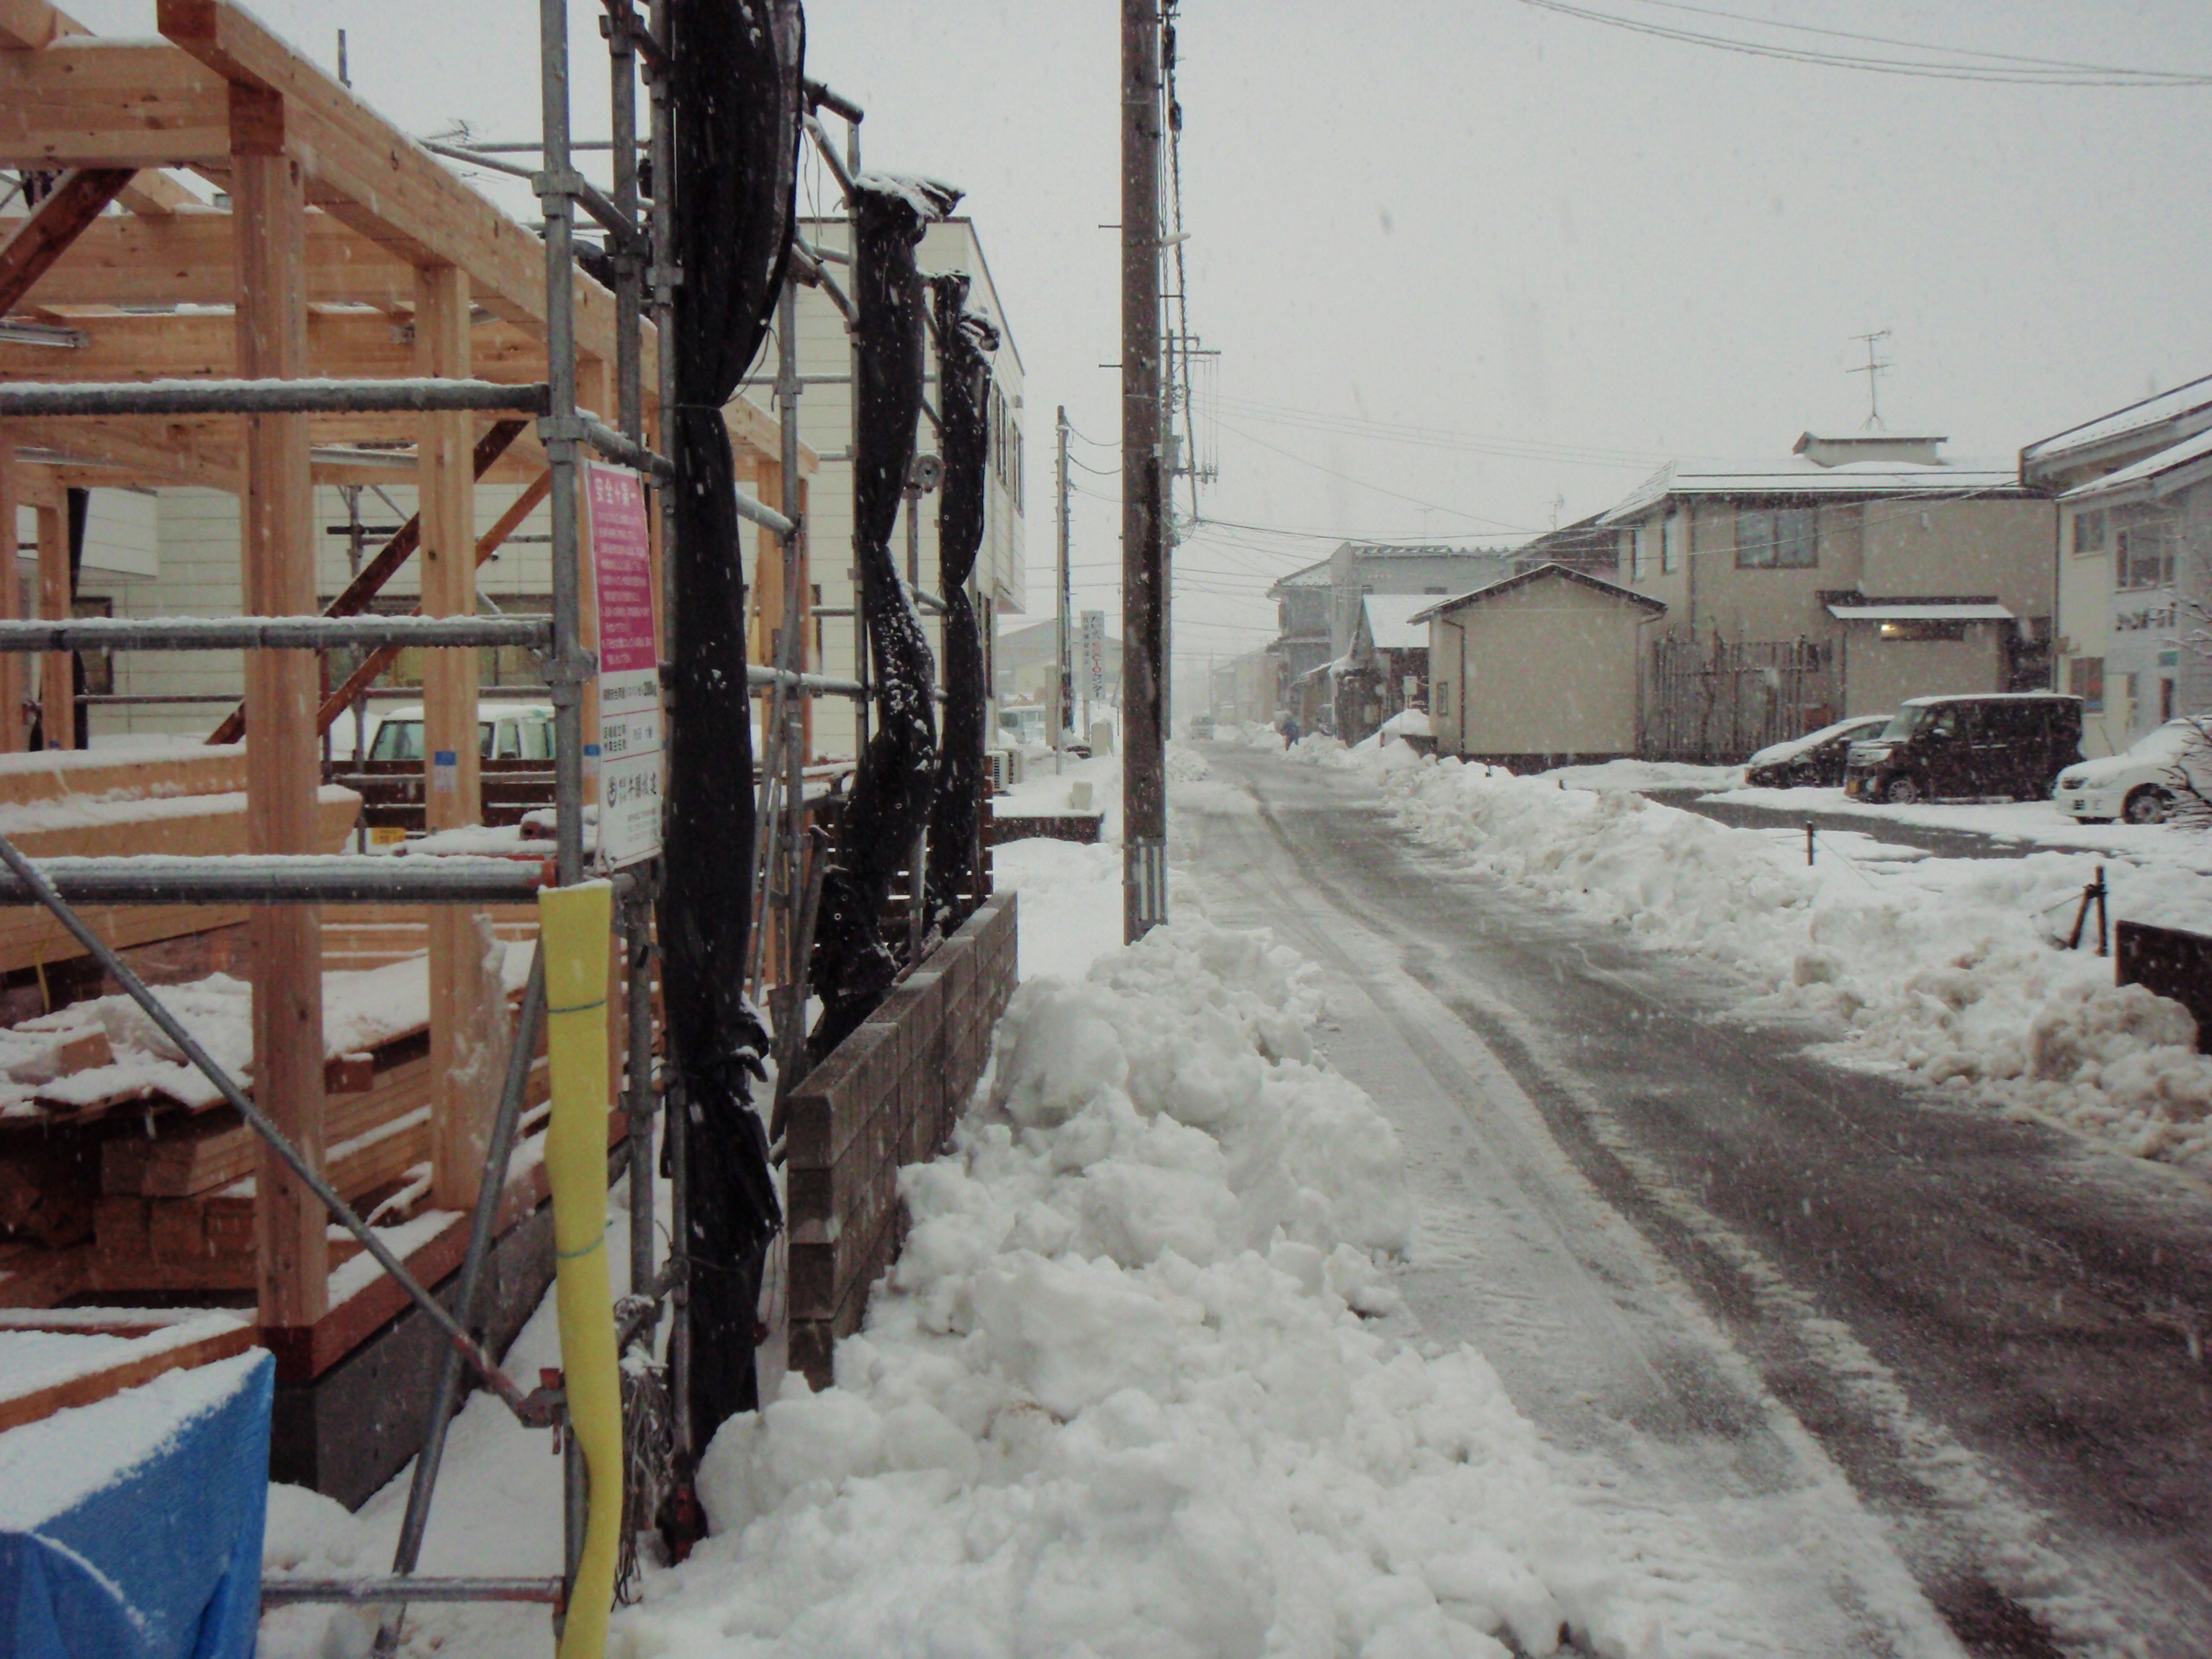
(0, 40, 231, 169)
(726, 395, 819, 475)
(157, 0, 638, 373)
(234, 140, 326, 1331)
(32, 498, 66, 750)
(0, 165, 134, 312)
(0, 434, 22, 751)
(11, 207, 415, 309)
(0, 0, 89, 50)
(0, 305, 554, 384)
(3, 414, 238, 490)
(113, 168, 197, 215)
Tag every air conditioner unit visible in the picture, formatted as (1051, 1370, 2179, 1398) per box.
(986, 747, 1021, 791)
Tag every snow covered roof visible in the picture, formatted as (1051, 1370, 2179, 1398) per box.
(1360, 594, 1431, 651)
(2022, 372, 2212, 469)
(1408, 562, 1666, 623)
(1602, 455, 2023, 522)
(2057, 424, 2212, 503)
(1825, 602, 2015, 622)
(1267, 559, 1334, 595)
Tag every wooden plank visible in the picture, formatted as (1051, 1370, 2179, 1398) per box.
(724, 395, 819, 475)
(233, 140, 325, 1330)
(0, 745, 243, 807)
(0, 304, 554, 384)
(156, 0, 639, 373)
(0, 40, 230, 168)
(1, 414, 239, 491)
(0, 163, 132, 312)
(0, 1317, 257, 1434)
(32, 500, 67, 750)
(0, 435, 22, 752)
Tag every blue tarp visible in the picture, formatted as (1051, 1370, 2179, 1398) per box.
(0, 1347, 271, 1659)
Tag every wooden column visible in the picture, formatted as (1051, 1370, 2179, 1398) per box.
(418, 265, 498, 1210)
(34, 500, 69, 750)
(0, 438, 23, 752)
(234, 135, 327, 1328)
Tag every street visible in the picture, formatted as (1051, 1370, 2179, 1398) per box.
(1184, 747, 2212, 1659)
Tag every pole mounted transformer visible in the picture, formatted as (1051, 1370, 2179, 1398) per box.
(1120, 0, 1168, 941)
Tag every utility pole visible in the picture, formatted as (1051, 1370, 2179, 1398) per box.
(1121, 0, 1167, 941)
(1056, 405, 1071, 776)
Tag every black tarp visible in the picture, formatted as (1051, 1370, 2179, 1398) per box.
(806, 175, 959, 1061)
(924, 276, 996, 934)
(661, 0, 804, 1443)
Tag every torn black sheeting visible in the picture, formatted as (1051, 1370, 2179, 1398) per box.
(925, 274, 997, 935)
(662, 0, 804, 1447)
(807, 174, 960, 1063)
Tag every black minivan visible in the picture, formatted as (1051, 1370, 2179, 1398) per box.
(1842, 693, 2085, 804)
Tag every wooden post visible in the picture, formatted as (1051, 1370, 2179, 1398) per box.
(0, 438, 23, 752)
(234, 132, 328, 1329)
(34, 501, 69, 750)
(418, 264, 498, 1210)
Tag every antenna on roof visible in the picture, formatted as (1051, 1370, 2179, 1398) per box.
(1848, 329, 1893, 430)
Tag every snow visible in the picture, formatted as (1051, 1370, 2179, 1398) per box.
(1378, 707, 1430, 739)
(618, 917, 1711, 1659)
(1360, 593, 1431, 651)
(1539, 757, 1740, 792)
(1714, 783, 2205, 853)
(1328, 749, 2212, 1173)
(2022, 372, 2212, 467)
(0, 1312, 250, 1406)
(1745, 716, 1888, 770)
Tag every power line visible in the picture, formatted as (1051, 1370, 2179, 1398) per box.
(1516, 0, 2212, 86)
(1212, 417, 1542, 532)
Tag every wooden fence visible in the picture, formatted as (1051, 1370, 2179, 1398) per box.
(783, 891, 1017, 1387)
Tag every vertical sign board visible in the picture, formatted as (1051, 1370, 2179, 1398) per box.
(1082, 610, 1106, 706)
(586, 464, 662, 868)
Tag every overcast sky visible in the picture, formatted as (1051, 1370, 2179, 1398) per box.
(67, 0, 2212, 683)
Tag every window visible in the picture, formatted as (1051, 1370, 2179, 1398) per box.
(2068, 655, 2104, 712)
(2116, 518, 2175, 590)
(1435, 678, 1449, 717)
(1662, 513, 1684, 575)
(1631, 521, 1654, 582)
(2071, 508, 2107, 556)
(1735, 505, 1817, 569)
(1876, 619, 1967, 642)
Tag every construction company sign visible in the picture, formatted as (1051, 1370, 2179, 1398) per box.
(586, 463, 662, 868)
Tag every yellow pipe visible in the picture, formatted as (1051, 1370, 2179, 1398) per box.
(539, 879, 620, 1659)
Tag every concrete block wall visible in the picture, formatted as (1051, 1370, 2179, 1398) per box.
(783, 891, 1017, 1388)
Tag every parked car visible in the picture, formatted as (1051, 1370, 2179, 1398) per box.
(1187, 714, 1217, 740)
(1842, 693, 2083, 804)
(367, 702, 557, 762)
(1743, 714, 1892, 788)
(2054, 719, 2212, 824)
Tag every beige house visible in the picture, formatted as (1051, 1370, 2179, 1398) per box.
(1416, 565, 1665, 767)
(1599, 432, 2054, 758)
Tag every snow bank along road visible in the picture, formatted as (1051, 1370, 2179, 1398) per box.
(1187, 745, 2212, 1659)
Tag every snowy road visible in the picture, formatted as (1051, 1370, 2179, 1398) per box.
(1183, 747, 2212, 1659)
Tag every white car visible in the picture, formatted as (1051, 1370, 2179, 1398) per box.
(2054, 719, 2211, 824)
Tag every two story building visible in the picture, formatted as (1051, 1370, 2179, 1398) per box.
(1600, 431, 2054, 760)
(2020, 375, 2212, 758)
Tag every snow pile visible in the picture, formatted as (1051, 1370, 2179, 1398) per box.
(1164, 739, 1212, 783)
(1378, 707, 1431, 739)
(1375, 758, 2212, 1172)
(1238, 721, 1287, 752)
(624, 920, 1676, 1658)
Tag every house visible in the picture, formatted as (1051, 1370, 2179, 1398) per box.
(1264, 541, 1514, 724)
(1204, 646, 1275, 729)
(1321, 594, 1431, 744)
(1601, 431, 2054, 760)
(2020, 374, 2212, 757)
(1416, 565, 1666, 768)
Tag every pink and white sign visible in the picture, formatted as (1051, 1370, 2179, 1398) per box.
(587, 464, 662, 868)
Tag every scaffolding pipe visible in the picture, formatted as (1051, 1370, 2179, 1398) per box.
(0, 855, 552, 906)
(266, 1579, 566, 1607)
(374, 953, 551, 1656)
(745, 664, 864, 697)
(539, 0, 589, 892)
(581, 415, 673, 479)
(0, 379, 551, 418)
(0, 616, 550, 652)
